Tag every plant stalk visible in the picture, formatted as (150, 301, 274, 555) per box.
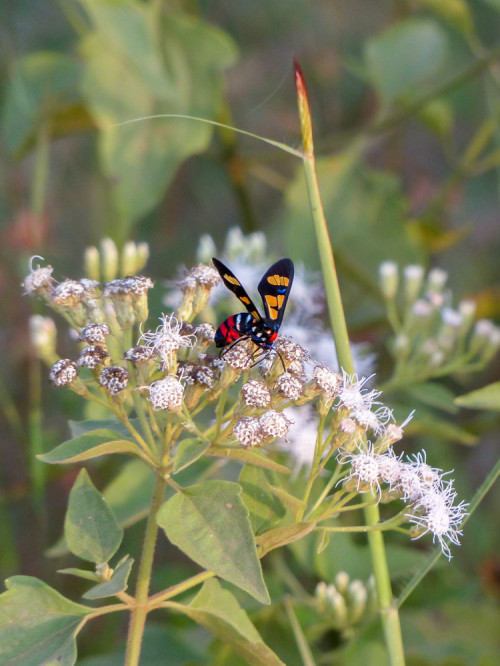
(295, 62, 405, 665)
(124, 471, 167, 666)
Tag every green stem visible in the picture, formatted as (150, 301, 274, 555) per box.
(284, 596, 317, 666)
(365, 500, 406, 664)
(149, 571, 214, 607)
(295, 63, 405, 665)
(124, 470, 167, 666)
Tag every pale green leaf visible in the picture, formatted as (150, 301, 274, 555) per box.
(406, 382, 459, 414)
(207, 446, 290, 474)
(79, 3, 237, 224)
(83, 557, 133, 600)
(157, 480, 270, 604)
(239, 466, 286, 535)
(174, 438, 210, 473)
(69, 419, 133, 439)
(58, 568, 100, 583)
(284, 152, 424, 317)
(170, 579, 285, 666)
(0, 576, 90, 666)
(2, 52, 83, 156)
(65, 469, 123, 563)
(365, 18, 449, 105)
(38, 429, 139, 464)
(413, 411, 478, 445)
(455, 381, 500, 411)
(414, 0, 474, 35)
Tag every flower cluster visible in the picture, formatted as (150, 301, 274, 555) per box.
(338, 443, 468, 560)
(379, 261, 500, 377)
(25, 235, 473, 564)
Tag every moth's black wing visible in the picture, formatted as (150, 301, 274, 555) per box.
(257, 258, 294, 327)
(212, 258, 261, 320)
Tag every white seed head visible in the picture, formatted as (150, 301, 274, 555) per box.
(259, 410, 292, 439)
(277, 372, 304, 400)
(313, 365, 341, 398)
(234, 416, 264, 448)
(141, 376, 184, 412)
(241, 380, 271, 407)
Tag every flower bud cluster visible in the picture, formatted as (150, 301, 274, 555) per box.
(379, 262, 500, 377)
(315, 573, 377, 633)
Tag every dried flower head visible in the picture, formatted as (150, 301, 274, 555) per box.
(124, 345, 158, 364)
(49, 359, 78, 387)
(274, 337, 308, 364)
(78, 323, 111, 344)
(180, 264, 220, 292)
(222, 342, 255, 370)
(103, 275, 154, 297)
(23, 257, 54, 296)
(181, 363, 214, 388)
(77, 345, 110, 369)
(51, 280, 86, 308)
(99, 366, 129, 395)
(194, 323, 217, 345)
(241, 380, 271, 408)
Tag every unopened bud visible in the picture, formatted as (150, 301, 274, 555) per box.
(84, 246, 100, 282)
(379, 261, 398, 300)
(30, 315, 57, 364)
(426, 267, 448, 293)
(403, 265, 424, 302)
(101, 238, 119, 283)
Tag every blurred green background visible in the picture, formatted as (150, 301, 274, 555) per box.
(1, 1, 499, 664)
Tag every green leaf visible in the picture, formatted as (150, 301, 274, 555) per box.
(284, 152, 424, 319)
(174, 438, 210, 473)
(69, 419, 133, 439)
(79, 2, 237, 225)
(65, 469, 123, 563)
(170, 579, 285, 666)
(413, 411, 478, 445)
(406, 382, 459, 414)
(103, 459, 155, 527)
(83, 556, 134, 600)
(58, 568, 100, 582)
(47, 459, 154, 557)
(0, 576, 90, 666)
(239, 466, 286, 535)
(157, 480, 270, 604)
(455, 382, 500, 411)
(256, 522, 316, 558)
(267, 484, 306, 515)
(413, 0, 474, 35)
(1, 52, 84, 156)
(207, 446, 291, 474)
(365, 18, 449, 106)
(38, 429, 139, 464)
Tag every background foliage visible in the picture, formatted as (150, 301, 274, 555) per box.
(1, 1, 499, 664)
